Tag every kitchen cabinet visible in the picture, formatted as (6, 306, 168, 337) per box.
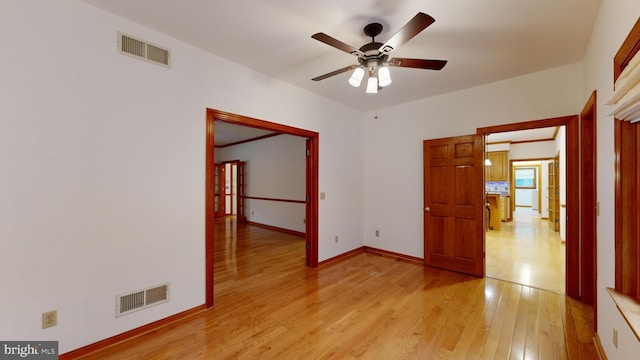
(485, 194, 501, 231)
(485, 151, 508, 181)
(499, 196, 508, 221)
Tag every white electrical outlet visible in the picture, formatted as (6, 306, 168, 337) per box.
(42, 310, 57, 329)
(613, 327, 618, 348)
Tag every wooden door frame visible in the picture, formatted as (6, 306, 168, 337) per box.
(205, 108, 319, 308)
(580, 91, 597, 312)
(478, 115, 581, 299)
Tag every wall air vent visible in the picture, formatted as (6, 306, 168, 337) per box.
(118, 31, 170, 68)
(116, 283, 170, 317)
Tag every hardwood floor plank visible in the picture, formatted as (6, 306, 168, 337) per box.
(70, 219, 596, 360)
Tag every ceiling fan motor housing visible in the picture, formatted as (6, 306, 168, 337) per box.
(358, 42, 387, 68)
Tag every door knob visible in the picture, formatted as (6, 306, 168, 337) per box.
(425, 207, 431, 213)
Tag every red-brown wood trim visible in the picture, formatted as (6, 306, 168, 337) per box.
(487, 140, 513, 145)
(614, 16, 640, 298)
(580, 90, 597, 310)
(317, 246, 423, 266)
(213, 109, 318, 138)
(318, 247, 366, 266)
(509, 157, 555, 162)
(614, 17, 640, 80)
(206, 108, 320, 289)
(306, 137, 319, 267)
(244, 196, 306, 204)
(215, 132, 283, 148)
(59, 305, 206, 359)
(477, 115, 576, 134)
(205, 110, 215, 308)
(245, 221, 306, 237)
(511, 138, 555, 145)
(478, 115, 581, 299)
(593, 333, 608, 360)
(364, 247, 424, 265)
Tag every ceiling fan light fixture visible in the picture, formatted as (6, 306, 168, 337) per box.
(348, 67, 365, 87)
(378, 66, 392, 87)
(366, 73, 378, 94)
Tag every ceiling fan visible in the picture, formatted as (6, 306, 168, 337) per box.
(311, 12, 447, 93)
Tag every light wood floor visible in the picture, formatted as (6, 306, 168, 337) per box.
(76, 218, 595, 359)
(486, 208, 566, 294)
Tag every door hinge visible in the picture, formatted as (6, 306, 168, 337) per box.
(306, 196, 310, 203)
(306, 149, 310, 156)
(306, 242, 310, 249)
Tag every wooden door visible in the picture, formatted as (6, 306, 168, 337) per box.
(214, 164, 225, 218)
(423, 134, 484, 277)
(548, 158, 560, 231)
(548, 162, 556, 230)
(237, 161, 246, 223)
(579, 91, 597, 307)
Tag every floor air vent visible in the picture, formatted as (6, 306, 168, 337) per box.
(118, 32, 170, 67)
(116, 283, 170, 317)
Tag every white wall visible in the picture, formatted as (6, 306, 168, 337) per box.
(556, 126, 567, 241)
(219, 134, 307, 232)
(582, 0, 640, 358)
(363, 63, 583, 256)
(3, 0, 638, 358)
(0, 0, 364, 353)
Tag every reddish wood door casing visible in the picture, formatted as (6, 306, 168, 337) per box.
(423, 134, 485, 277)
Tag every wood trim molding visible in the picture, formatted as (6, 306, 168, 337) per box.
(59, 305, 206, 359)
(213, 109, 318, 138)
(477, 115, 576, 134)
(593, 332, 608, 360)
(511, 137, 555, 145)
(509, 157, 555, 162)
(319, 247, 365, 266)
(364, 247, 424, 264)
(614, 16, 640, 298)
(318, 246, 425, 266)
(205, 110, 215, 308)
(245, 221, 305, 238)
(244, 196, 306, 204)
(608, 287, 640, 342)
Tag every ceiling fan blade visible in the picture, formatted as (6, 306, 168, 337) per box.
(389, 58, 447, 70)
(312, 33, 364, 57)
(312, 65, 358, 81)
(379, 12, 435, 55)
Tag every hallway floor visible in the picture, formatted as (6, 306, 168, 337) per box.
(486, 208, 566, 294)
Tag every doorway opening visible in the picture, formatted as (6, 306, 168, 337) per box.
(205, 109, 319, 308)
(214, 161, 245, 220)
(486, 151, 566, 294)
(478, 115, 582, 300)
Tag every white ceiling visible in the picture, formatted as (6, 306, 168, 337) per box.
(84, 0, 601, 112)
(487, 127, 558, 144)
